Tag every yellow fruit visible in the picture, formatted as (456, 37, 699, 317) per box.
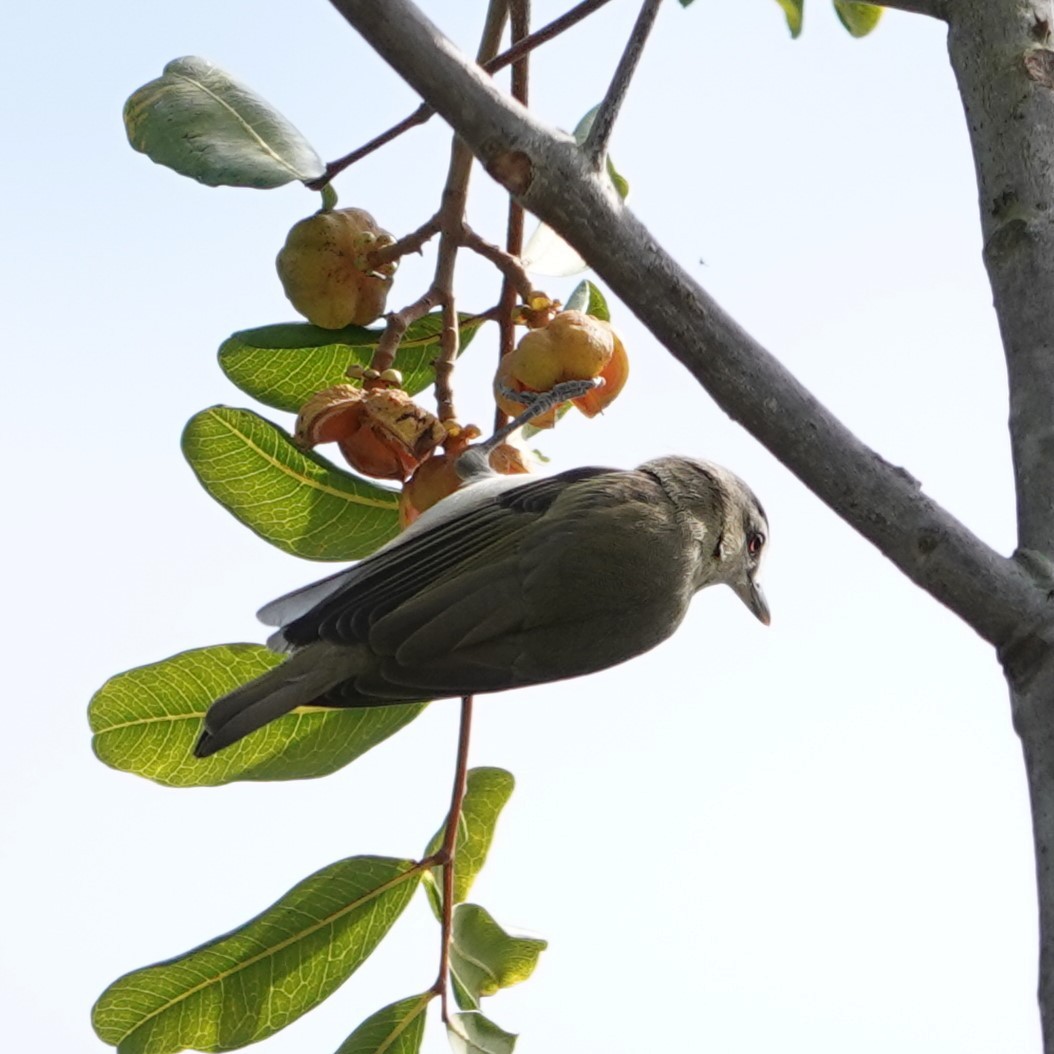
(493, 310, 625, 429)
(276, 207, 395, 329)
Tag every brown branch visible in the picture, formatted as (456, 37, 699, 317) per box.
(309, 0, 615, 188)
(583, 0, 662, 168)
(368, 214, 441, 269)
(462, 226, 533, 300)
(330, 0, 1050, 651)
(429, 696, 475, 1024)
(495, 0, 532, 434)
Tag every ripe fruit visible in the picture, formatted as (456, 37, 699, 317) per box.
(493, 310, 629, 428)
(295, 384, 445, 481)
(276, 207, 396, 329)
(399, 443, 532, 528)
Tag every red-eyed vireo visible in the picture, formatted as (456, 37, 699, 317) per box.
(194, 454, 769, 757)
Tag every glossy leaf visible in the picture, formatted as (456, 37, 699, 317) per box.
(334, 992, 433, 1054)
(833, 0, 883, 36)
(425, 768, 515, 917)
(182, 406, 399, 559)
(89, 644, 426, 786)
(774, 0, 804, 37)
(450, 905, 548, 1011)
(218, 312, 485, 413)
(123, 57, 324, 187)
(92, 856, 421, 1053)
(564, 280, 610, 322)
(447, 1012, 517, 1054)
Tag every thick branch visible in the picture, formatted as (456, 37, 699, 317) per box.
(329, 0, 1049, 651)
(947, 3, 1054, 1046)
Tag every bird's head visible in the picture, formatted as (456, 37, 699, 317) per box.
(643, 456, 770, 625)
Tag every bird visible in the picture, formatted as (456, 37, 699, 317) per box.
(194, 455, 769, 758)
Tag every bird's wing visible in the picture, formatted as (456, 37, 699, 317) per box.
(274, 466, 619, 649)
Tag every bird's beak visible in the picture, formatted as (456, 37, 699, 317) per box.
(734, 576, 771, 626)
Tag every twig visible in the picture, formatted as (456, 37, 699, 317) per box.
(583, 0, 663, 168)
(430, 0, 509, 424)
(429, 696, 475, 1023)
(311, 0, 615, 188)
(368, 286, 441, 376)
(462, 226, 533, 300)
(495, 0, 532, 434)
(305, 104, 432, 190)
(368, 214, 441, 269)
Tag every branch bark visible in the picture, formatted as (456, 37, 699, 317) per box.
(947, 1, 1054, 1045)
(329, 0, 1049, 651)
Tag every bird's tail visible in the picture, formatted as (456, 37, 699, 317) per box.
(194, 643, 354, 758)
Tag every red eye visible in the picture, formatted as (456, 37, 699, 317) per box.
(748, 532, 765, 556)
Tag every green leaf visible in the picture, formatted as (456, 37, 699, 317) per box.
(425, 768, 515, 918)
(774, 0, 805, 36)
(218, 312, 485, 413)
(123, 56, 324, 188)
(564, 280, 610, 322)
(182, 406, 399, 560)
(93, 856, 421, 1053)
(89, 644, 426, 786)
(450, 905, 547, 1011)
(833, 0, 883, 36)
(335, 992, 433, 1054)
(447, 1012, 517, 1054)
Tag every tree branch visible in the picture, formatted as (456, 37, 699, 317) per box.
(328, 0, 1050, 651)
(583, 0, 662, 168)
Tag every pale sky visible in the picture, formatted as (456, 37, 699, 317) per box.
(3, 1, 1040, 1051)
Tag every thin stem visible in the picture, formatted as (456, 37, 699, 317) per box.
(583, 0, 663, 168)
(305, 104, 432, 190)
(431, 2, 508, 424)
(314, 0, 614, 188)
(496, 0, 531, 434)
(368, 214, 441, 269)
(431, 695, 475, 1024)
(462, 226, 533, 299)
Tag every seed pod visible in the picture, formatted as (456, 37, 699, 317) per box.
(277, 207, 396, 329)
(295, 384, 445, 481)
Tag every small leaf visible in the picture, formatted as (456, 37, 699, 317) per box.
(833, 0, 883, 36)
(563, 280, 610, 322)
(447, 1012, 517, 1054)
(335, 992, 433, 1054)
(89, 644, 426, 786)
(218, 312, 485, 413)
(774, 0, 805, 37)
(425, 768, 515, 918)
(124, 56, 324, 187)
(182, 406, 400, 560)
(93, 856, 421, 1054)
(450, 905, 547, 1011)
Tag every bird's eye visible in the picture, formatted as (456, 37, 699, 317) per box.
(747, 531, 765, 556)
